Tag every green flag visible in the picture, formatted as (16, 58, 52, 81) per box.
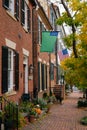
(40, 31, 58, 52)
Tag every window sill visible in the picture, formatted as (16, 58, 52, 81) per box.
(6, 11, 17, 21)
(5, 90, 17, 96)
(23, 26, 28, 33)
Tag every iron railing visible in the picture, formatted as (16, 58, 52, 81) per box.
(0, 96, 19, 130)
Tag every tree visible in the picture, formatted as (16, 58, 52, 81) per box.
(56, 0, 87, 58)
(56, 0, 87, 96)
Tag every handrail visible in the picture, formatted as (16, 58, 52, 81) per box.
(0, 96, 19, 130)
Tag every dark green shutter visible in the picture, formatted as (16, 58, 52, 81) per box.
(38, 62, 40, 91)
(50, 63, 54, 80)
(2, 0, 9, 9)
(15, 0, 19, 20)
(15, 52, 19, 91)
(42, 64, 44, 90)
(21, 0, 25, 25)
(27, 6, 30, 31)
(46, 65, 47, 89)
(2, 46, 8, 93)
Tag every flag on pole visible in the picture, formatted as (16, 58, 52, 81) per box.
(58, 48, 69, 61)
(40, 31, 58, 52)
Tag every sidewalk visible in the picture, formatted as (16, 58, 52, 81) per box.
(22, 92, 87, 130)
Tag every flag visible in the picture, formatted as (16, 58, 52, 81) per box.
(58, 48, 69, 61)
(62, 48, 68, 55)
(40, 31, 58, 52)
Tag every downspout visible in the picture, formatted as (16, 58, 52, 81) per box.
(32, 5, 38, 99)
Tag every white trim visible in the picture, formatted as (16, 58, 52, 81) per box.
(51, 60, 55, 63)
(9, 0, 15, 16)
(8, 49, 14, 91)
(40, 62, 42, 91)
(24, 59, 28, 93)
(6, 11, 17, 21)
(38, 58, 42, 62)
(25, 0, 29, 5)
(47, 62, 49, 66)
(5, 38, 16, 50)
(22, 48, 29, 56)
(43, 60, 46, 64)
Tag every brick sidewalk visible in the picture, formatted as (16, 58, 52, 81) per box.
(22, 92, 87, 130)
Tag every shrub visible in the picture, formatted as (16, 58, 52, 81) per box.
(81, 116, 87, 125)
(77, 100, 87, 107)
(43, 93, 48, 99)
(38, 98, 47, 110)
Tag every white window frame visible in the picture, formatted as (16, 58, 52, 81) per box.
(23, 56, 28, 93)
(9, 0, 15, 16)
(8, 49, 14, 91)
(24, 2, 28, 30)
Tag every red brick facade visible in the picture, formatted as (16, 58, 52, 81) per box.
(0, 0, 35, 102)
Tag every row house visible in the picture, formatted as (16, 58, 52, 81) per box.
(32, 0, 59, 98)
(34, 0, 67, 99)
(0, 0, 36, 102)
(0, 0, 66, 102)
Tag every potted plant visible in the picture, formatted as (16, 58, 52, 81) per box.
(28, 108, 37, 123)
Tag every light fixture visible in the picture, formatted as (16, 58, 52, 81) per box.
(29, 64, 34, 74)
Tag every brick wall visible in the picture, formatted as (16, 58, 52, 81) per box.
(0, 1, 34, 102)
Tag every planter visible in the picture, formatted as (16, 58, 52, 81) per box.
(28, 115, 36, 123)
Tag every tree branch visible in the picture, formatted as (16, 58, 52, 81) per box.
(61, 0, 78, 58)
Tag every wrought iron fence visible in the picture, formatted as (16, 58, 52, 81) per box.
(0, 96, 19, 130)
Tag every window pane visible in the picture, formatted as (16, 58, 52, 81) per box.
(15, 0, 19, 20)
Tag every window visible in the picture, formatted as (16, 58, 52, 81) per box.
(15, 0, 19, 20)
(38, 19, 41, 44)
(3, 0, 15, 16)
(3, 0, 9, 9)
(3, 0, 30, 31)
(2, 46, 19, 93)
(21, 0, 25, 25)
(41, 64, 47, 90)
(38, 19, 46, 44)
(8, 49, 14, 90)
(21, 0, 31, 31)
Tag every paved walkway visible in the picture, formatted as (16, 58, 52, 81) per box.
(22, 92, 87, 130)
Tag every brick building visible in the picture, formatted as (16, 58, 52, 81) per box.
(0, 0, 66, 102)
(32, 0, 59, 98)
(0, 0, 36, 102)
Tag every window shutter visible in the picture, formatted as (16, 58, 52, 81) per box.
(15, 0, 19, 20)
(42, 64, 44, 90)
(50, 63, 54, 80)
(46, 65, 47, 89)
(2, 0, 9, 9)
(27, 7, 30, 31)
(15, 52, 19, 91)
(38, 62, 40, 91)
(2, 46, 8, 93)
(21, 0, 25, 25)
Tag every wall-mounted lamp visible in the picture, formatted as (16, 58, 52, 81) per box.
(29, 64, 34, 74)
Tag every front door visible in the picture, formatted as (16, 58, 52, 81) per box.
(23, 56, 28, 93)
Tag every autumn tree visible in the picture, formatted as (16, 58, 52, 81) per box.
(56, 0, 87, 58)
(56, 0, 87, 97)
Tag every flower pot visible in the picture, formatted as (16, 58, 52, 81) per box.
(29, 115, 35, 123)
